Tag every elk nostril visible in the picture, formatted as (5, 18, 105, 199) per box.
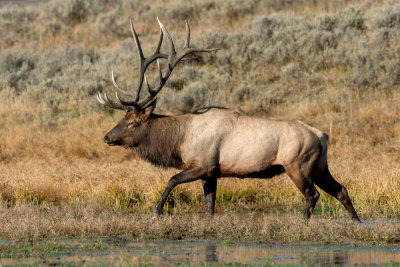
(104, 135, 110, 144)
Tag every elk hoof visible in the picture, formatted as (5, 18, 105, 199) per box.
(152, 207, 163, 217)
(206, 213, 214, 219)
(205, 209, 215, 218)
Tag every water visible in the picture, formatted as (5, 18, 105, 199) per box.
(1, 238, 400, 266)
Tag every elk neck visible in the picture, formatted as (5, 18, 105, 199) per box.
(134, 113, 188, 169)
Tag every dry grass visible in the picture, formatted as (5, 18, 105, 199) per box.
(1, 204, 399, 244)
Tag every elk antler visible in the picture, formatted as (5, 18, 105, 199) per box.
(97, 18, 219, 112)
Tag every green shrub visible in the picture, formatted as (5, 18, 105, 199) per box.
(92, 6, 129, 39)
(0, 49, 36, 93)
(45, 0, 90, 24)
(44, 0, 120, 23)
(216, 0, 258, 21)
(0, 6, 38, 48)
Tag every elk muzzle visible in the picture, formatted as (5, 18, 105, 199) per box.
(103, 133, 122, 146)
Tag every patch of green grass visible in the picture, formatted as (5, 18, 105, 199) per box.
(0, 240, 110, 259)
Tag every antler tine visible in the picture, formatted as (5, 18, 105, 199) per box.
(144, 75, 157, 95)
(97, 92, 129, 111)
(96, 92, 105, 105)
(141, 60, 161, 98)
(130, 19, 145, 63)
(157, 17, 176, 60)
(115, 91, 141, 111)
(136, 27, 166, 99)
(184, 20, 190, 48)
(111, 70, 134, 97)
(173, 47, 220, 67)
(163, 19, 219, 69)
(155, 28, 163, 54)
(129, 19, 168, 104)
(111, 70, 121, 90)
(97, 92, 111, 106)
(136, 19, 219, 107)
(130, 19, 146, 101)
(104, 91, 114, 103)
(156, 59, 163, 87)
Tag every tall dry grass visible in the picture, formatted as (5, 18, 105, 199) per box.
(0, 94, 398, 220)
(1, 205, 400, 243)
(0, 0, 399, 241)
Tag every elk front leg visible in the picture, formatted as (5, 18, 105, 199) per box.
(202, 178, 217, 216)
(153, 167, 205, 215)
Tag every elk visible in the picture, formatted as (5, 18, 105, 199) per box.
(97, 18, 361, 222)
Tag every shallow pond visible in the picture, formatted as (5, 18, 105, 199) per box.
(1, 238, 400, 266)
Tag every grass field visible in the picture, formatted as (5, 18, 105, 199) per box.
(0, 0, 399, 243)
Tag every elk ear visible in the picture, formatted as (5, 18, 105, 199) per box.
(142, 98, 157, 120)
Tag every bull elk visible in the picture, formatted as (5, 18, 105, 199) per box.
(98, 18, 361, 222)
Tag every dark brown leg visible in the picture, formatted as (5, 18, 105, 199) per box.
(313, 166, 361, 222)
(202, 178, 217, 215)
(285, 165, 320, 222)
(304, 185, 320, 221)
(153, 167, 205, 215)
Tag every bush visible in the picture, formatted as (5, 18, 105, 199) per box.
(0, 45, 111, 107)
(336, 8, 366, 35)
(0, 6, 38, 48)
(160, 81, 209, 113)
(44, 0, 121, 23)
(216, 0, 258, 20)
(45, 0, 90, 24)
(92, 6, 129, 39)
(0, 49, 36, 93)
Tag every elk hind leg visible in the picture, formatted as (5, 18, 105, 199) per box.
(202, 178, 217, 216)
(285, 165, 320, 222)
(313, 166, 361, 222)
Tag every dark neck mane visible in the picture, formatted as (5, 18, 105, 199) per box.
(135, 114, 187, 169)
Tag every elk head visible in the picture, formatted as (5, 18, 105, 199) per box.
(97, 18, 218, 147)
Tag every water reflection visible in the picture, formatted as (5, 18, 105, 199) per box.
(1, 238, 400, 266)
(333, 252, 348, 264)
(142, 241, 400, 266)
(205, 245, 218, 262)
(297, 250, 349, 265)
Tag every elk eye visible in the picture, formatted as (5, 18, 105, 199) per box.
(127, 120, 139, 128)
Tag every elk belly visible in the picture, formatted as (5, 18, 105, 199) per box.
(218, 125, 280, 177)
